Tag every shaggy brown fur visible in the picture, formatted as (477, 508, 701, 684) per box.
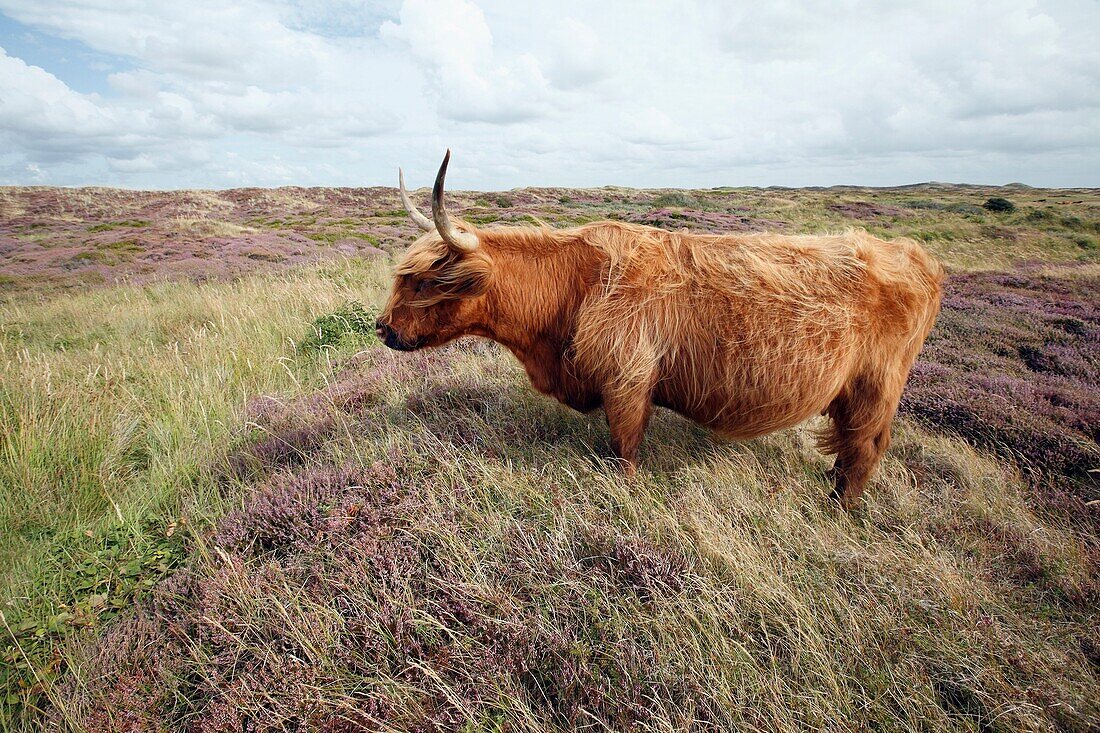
(379, 219, 943, 507)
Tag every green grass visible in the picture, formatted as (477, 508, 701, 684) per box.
(0, 259, 388, 723)
(465, 213, 502, 225)
(85, 220, 150, 233)
(307, 231, 381, 246)
(69, 239, 146, 265)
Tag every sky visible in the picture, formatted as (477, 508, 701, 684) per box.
(0, 0, 1097, 190)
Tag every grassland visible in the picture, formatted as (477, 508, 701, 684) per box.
(1, 183, 1098, 731)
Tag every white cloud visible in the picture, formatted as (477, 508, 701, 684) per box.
(379, 0, 558, 123)
(542, 18, 606, 90)
(0, 0, 1097, 188)
(0, 46, 144, 158)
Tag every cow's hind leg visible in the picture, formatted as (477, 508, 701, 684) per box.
(603, 382, 655, 476)
(828, 424, 891, 509)
(821, 374, 900, 509)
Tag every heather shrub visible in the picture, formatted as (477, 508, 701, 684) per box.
(85, 219, 150, 232)
(215, 461, 407, 556)
(55, 460, 714, 731)
(626, 208, 785, 233)
(901, 265, 1100, 516)
(228, 394, 338, 478)
(474, 194, 513, 208)
(226, 346, 463, 481)
(578, 527, 689, 602)
(53, 439, 1100, 731)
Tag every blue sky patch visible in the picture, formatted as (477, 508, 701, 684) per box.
(0, 12, 130, 96)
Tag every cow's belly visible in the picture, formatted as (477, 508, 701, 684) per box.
(653, 349, 851, 439)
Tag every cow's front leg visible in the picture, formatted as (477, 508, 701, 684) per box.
(603, 386, 654, 475)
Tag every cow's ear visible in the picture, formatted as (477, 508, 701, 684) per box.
(438, 250, 493, 298)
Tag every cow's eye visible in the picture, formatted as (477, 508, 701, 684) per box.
(416, 279, 434, 294)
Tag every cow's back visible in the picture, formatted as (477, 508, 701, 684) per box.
(572, 224, 942, 438)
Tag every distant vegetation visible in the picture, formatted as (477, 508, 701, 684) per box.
(650, 191, 698, 208)
(85, 219, 150, 233)
(983, 197, 1017, 213)
(1, 183, 1098, 730)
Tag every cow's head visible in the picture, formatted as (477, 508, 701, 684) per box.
(376, 151, 493, 351)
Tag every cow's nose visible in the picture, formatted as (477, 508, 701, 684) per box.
(375, 319, 390, 340)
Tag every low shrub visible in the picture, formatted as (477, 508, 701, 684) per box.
(982, 197, 1016, 213)
(296, 301, 377, 354)
(651, 192, 696, 208)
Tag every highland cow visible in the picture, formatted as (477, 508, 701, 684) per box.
(378, 152, 944, 507)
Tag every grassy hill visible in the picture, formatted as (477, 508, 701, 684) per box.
(1, 184, 1098, 731)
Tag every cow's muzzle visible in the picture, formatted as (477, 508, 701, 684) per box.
(375, 320, 421, 351)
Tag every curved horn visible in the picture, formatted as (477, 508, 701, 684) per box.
(431, 149, 479, 253)
(398, 168, 433, 232)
